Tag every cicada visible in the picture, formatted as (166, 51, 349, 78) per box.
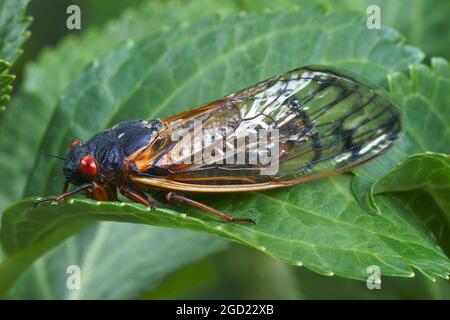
(36, 66, 401, 223)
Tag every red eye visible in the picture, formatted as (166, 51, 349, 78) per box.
(80, 155, 97, 176)
(70, 139, 81, 148)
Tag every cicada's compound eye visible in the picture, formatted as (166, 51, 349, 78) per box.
(70, 139, 81, 149)
(80, 155, 97, 177)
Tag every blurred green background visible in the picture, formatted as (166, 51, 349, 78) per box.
(5, 0, 450, 299)
(13, 0, 450, 87)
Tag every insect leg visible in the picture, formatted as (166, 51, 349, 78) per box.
(61, 180, 69, 193)
(165, 192, 256, 224)
(34, 182, 93, 206)
(120, 185, 156, 209)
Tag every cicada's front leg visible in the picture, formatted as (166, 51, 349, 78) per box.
(34, 182, 93, 206)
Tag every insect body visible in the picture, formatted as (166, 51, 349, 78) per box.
(36, 66, 401, 223)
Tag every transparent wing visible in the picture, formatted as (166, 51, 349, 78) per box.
(130, 65, 401, 189)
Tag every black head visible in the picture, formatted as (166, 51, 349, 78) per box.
(63, 141, 98, 185)
(63, 131, 125, 186)
(62, 120, 162, 186)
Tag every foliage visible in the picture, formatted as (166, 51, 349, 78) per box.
(0, 0, 449, 299)
(0, 0, 31, 112)
(7, 223, 226, 299)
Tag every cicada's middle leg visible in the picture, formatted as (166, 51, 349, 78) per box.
(120, 185, 157, 209)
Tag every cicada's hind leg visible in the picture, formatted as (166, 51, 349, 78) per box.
(120, 185, 156, 209)
(164, 192, 256, 224)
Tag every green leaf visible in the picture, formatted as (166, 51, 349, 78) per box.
(352, 58, 450, 212)
(21, 0, 243, 113)
(235, 0, 450, 59)
(0, 0, 31, 112)
(4, 8, 448, 294)
(7, 222, 226, 299)
(0, 0, 30, 63)
(280, 0, 450, 59)
(374, 153, 450, 212)
(338, 0, 450, 59)
(203, 245, 450, 299)
(4, 174, 450, 289)
(25, 9, 424, 198)
(0, 60, 14, 111)
(0, 0, 235, 297)
(0, 0, 243, 211)
(373, 153, 450, 255)
(294, 266, 450, 299)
